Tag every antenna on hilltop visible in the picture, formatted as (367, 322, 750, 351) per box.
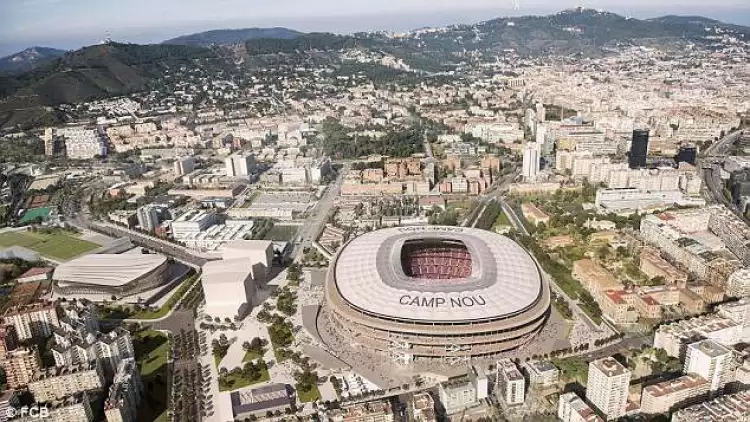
(513, 0, 520, 10)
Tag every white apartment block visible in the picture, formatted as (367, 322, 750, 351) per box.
(465, 122, 523, 143)
(28, 364, 104, 402)
(586, 357, 630, 420)
(104, 358, 143, 422)
(522, 360, 560, 387)
(639, 211, 740, 281)
(670, 390, 750, 422)
(136, 205, 160, 232)
(654, 315, 742, 358)
(170, 210, 218, 238)
(52, 327, 134, 376)
(496, 358, 525, 405)
(59, 126, 107, 159)
(522, 142, 541, 181)
(438, 367, 486, 415)
(684, 340, 738, 395)
(179, 220, 255, 252)
(726, 269, 750, 298)
(225, 153, 256, 177)
(557, 392, 604, 422)
(3, 303, 59, 341)
(707, 206, 750, 265)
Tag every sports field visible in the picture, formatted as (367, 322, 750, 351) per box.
(0, 230, 100, 261)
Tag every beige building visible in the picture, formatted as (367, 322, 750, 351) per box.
(586, 357, 631, 420)
(572, 259, 622, 294)
(3, 302, 59, 340)
(331, 400, 395, 422)
(640, 373, 708, 414)
(3, 347, 41, 389)
(520, 202, 550, 226)
(28, 364, 104, 403)
(639, 247, 688, 287)
(16, 392, 93, 422)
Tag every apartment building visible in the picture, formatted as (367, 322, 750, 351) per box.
(330, 400, 394, 422)
(59, 126, 107, 159)
(522, 360, 560, 387)
(496, 358, 525, 405)
(3, 347, 42, 388)
(639, 211, 741, 283)
(16, 392, 94, 422)
(707, 206, 750, 265)
(671, 390, 750, 422)
(557, 392, 605, 422)
(28, 363, 104, 403)
(411, 393, 436, 422)
(0, 325, 18, 360)
(684, 340, 738, 396)
(52, 326, 134, 376)
(654, 315, 742, 358)
(586, 357, 631, 420)
(640, 373, 708, 414)
(3, 302, 59, 340)
(438, 375, 481, 414)
(170, 209, 218, 238)
(726, 269, 750, 298)
(225, 153, 257, 177)
(104, 359, 143, 422)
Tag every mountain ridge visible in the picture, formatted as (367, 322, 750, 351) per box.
(0, 47, 67, 74)
(162, 27, 303, 47)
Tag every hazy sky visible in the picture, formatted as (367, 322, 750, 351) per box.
(1, 0, 749, 55)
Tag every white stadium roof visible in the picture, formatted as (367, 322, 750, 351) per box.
(53, 254, 167, 286)
(333, 226, 542, 322)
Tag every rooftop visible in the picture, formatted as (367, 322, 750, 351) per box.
(53, 254, 167, 286)
(333, 226, 542, 322)
(590, 357, 630, 378)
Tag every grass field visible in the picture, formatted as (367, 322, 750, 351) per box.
(0, 230, 99, 261)
(243, 349, 264, 362)
(296, 384, 321, 403)
(135, 330, 169, 422)
(219, 366, 270, 392)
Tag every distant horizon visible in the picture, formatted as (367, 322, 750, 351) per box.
(1, 5, 750, 57)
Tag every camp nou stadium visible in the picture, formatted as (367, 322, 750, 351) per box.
(324, 226, 550, 363)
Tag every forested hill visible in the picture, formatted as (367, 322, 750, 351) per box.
(163, 27, 303, 47)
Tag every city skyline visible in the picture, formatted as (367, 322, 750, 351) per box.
(1, 1, 750, 56)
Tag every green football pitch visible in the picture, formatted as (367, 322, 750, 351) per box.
(0, 230, 100, 261)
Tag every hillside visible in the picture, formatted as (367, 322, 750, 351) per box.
(385, 8, 750, 57)
(0, 42, 216, 128)
(163, 27, 303, 46)
(0, 47, 67, 74)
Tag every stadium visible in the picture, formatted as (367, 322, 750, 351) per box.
(324, 226, 550, 364)
(52, 254, 169, 297)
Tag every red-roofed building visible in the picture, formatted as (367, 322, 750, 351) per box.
(16, 268, 53, 284)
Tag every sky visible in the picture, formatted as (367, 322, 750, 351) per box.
(1, 0, 750, 56)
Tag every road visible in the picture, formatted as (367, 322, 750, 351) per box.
(700, 130, 747, 220)
(289, 167, 345, 261)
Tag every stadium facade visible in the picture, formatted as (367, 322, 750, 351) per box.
(53, 254, 169, 297)
(324, 226, 550, 364)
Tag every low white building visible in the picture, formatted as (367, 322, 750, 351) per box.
(201, 240, 273, 319)
(496, 358, 525, 406)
